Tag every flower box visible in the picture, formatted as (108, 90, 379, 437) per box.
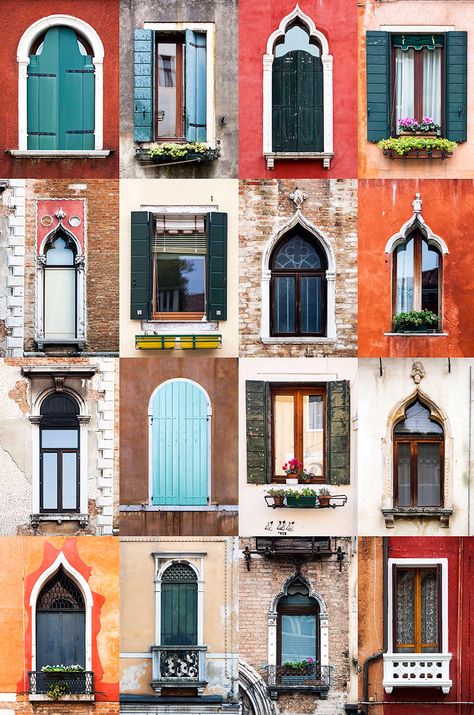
(286, 495, 317, 508)
(383, 148, 453, 160)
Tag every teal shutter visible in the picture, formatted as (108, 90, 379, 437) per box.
(134, 29, 155, 142)
(246, 381, 271, 485)
(27, 26, 95, 150)
(366, 31, 391, 141)
(206, 212, 227, 321)
(130, 211, 152, 320)
(151, 381, 209, 506)
(444, 32, 467, 142)
(161, 565, 197, 646)
(185, 30, 207, 142)
(326, 380, 351, 485)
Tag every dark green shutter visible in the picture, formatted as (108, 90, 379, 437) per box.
(366, 31, 391, 142)
(130, 211, 152, 320)
(273, 53, 298, 151)
(444, 31, 467, 142)
(206, 212, 227, 321)
(298, 52, 323, 151)
(326, 380, 351, 485)
(246, 381, 271, 485)
(161, 582, 197, 646)
(134, 29, 155, 142)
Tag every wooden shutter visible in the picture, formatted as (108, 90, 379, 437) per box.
(185, 30, 207, 142)
(206, 212, 227, 321)
(297, 52, 323, 151)
(36, 612, 85, 668)
(27, 29, 59, 150)
(326, 380, 351, 485)
(161, 581, 197, 646)
(366, 31, 391, 141)
(134, 29, 155, 142)
(130, 211, 152, 320)
(246, 381, 271, 485)
(272, 53, 298, 151)
(444, 31, 467, 142)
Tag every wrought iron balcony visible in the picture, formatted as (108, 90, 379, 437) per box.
(383, 653, 452, 694)
(28, 671, 94, 700)
(151, 645, 208, 695)
(264, 664, 332, 698)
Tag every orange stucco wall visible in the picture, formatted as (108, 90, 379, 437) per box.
(358, 179, 474, 357)
(0, 537, 119, 703)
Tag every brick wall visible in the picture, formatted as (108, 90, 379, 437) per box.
(0, 703, 119, 714)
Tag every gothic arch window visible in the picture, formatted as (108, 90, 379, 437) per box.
(276, 575, 320, 666)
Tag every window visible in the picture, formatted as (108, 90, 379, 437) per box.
(394, 399, 444, 508)
(393, 230, 442, 322)
(270, 227, 327, 337)
(272, 386, 325, 483)
(40, 394, 80, 513)
(43, 233, 78, 341)
(161, 563, 198, 646)
(393, 566, 440, 653)
(277, 576, 319, 666)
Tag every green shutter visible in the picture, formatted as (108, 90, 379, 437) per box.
(206, 212, 227, 321)
(161, 571, 197, 646)
(444, 31, 467, 142)
(298, 52, 323, 151)
(272, 53, 298, 151)
(185, 30, 207, 142)
(246, 381, 271, 485)
(366, 31, 391, 142)
(326, 380, 351, 486)
(130, 211, 152, 320)
(134, 29, 155, 142)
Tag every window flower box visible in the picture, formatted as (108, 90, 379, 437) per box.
(135, 143, 218, 165)
(393, 311, 440, 334)
(379, 136, 456, 160)
(286, 495, 317, 508)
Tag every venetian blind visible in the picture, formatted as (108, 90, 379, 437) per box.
(153, 214, 207, 254)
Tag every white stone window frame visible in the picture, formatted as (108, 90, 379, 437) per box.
(263, 4, 334, 169)
(267, 571, 329, 670)
(147, 378, 212, 508)
(14, 14, 109, 159)
(35, 199, 87, 351)
(260, 210, 336, 344)
(143, 22, 216, 149)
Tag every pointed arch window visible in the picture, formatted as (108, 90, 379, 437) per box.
(393, 230, 442, 326)
(277, 576, 320, 666)
(270, 226, 327, 337)
(43, 231, 78, 341)
(394, 399, 444, 507)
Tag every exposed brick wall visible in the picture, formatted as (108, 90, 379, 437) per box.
(0, 703, 119, 714)
(239, 179, 358, 357)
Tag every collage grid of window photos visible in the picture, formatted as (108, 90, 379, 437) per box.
(1, 0, 474, 714)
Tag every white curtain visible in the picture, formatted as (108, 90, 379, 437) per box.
(423, 49, 442, 125)
(395, 48, 415, 125)
(395, 239, 414, 314)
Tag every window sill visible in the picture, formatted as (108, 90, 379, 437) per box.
(30, 513, 89, 529)
(120, 504, 238, 512)
(382, 507, 452, 528)
(384, 332, 448, 337)
(35, 338, 85, 351)
(265, 151, 334, 169)
(383, 652, 452, 694)
(29, 694, 95, 702)
(9, 150, 111, 159)
(261, 337, 336, 345)
(141, 320, 218, 331)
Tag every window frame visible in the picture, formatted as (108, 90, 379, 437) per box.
(276, 595, 320, 666)
(392, 565, 442, 654)
(394, 435, 444, 508)
(43, 235, 79, 341)
(155, 32, 185, 141)
(40, 424, 80, 514)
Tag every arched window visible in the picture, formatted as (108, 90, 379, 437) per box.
(161, 563, 198, 646)
(43, 232, 77, 341)
(270, 226, 327, 336)
(277, 576, 319, 666)
(394, 399, 444, 507)
(393, 230, 442, 322)
(40, 393, 80, 513)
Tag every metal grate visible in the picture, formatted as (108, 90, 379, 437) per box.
(162, 563, 197, 583)
(37, 568, 85, 611)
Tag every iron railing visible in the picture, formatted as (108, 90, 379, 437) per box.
(264, 664, 332, 695)
(28, 671, 94, 697)
(151, 645, 208, 693)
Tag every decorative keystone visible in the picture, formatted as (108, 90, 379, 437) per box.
(290, 188, 308, 210)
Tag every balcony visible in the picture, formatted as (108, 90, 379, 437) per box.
(151, 645, 208, 695)
(28, 671, 94, 701)
(383, 653, 452, 694)
(265, 664, 332, 699)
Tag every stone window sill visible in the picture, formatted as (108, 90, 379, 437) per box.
(265, 151, 334, 169)
(382, 507, 452, 528)
(261, 337, 336, 345)
(141, 320, 218, 333)
(30, 513, 89, 529)
(9, 150, 111, 159)
(384, 332, 448, 337)
(29, 695, 95, 702)
(35, 338, 85, 351)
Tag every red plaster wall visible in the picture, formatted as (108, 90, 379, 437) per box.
(358, 180, 474, 357)
(0, 0, 119, 179)
(238, 0, 358, 179)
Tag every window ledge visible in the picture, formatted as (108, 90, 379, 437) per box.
(384, 332, 448, 337)
(383, 652, 452, 694)
(9, 150, 111, 159)
(35, 338, 85, 351)
(261, 337, 336, 345)
(141, 321, 218, 332)
(30, 513, 89, 529)
(265, 151, 334, 169)
(120, 505, 238, 512)
(382, 507, 452, 528)
(29, 695, 95, 702)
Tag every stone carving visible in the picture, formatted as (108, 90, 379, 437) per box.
(160, 649, 199, 679)
(410, 361, 425, 384)
(289, 188, 308, 210)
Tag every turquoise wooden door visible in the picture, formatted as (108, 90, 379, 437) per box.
(27, 26, 95, 150)
(151, 380, 209, 506)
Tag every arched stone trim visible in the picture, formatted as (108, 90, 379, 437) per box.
(30, 551, 93, 671)
(17, 14, 105, 151)
(261, 210, 336, 342)
(263, 4, 333, 167)
(384, 194, 449, 255)
(239, 660, 276, 715)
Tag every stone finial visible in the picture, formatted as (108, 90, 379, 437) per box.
(290, 188, 308, 210)
(55, 207, 66, 221)
(411, 361, 425, 385)
(412, 193, 422, 214)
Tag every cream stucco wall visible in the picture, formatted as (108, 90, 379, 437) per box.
(119, 179, 239, 357)
(358, 358, 474, 535)
(238, 358, 358, 537)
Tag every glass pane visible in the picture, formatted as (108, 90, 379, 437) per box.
(417, 443, 441, 507)
(422, 48, 442, 126)
(421, 241, 439, 315)
(62, 453, 77, 510)
(42, 430, 78, 449)
(274, 276, 296, 333)
(303, 395, 323, 477)
(273, 236, 323, 269)
(394, 400, 443, 435)
(274, 23, 321, 58)
(156, 255, 205, 312)
(421, 569, 439, 651)
(395, 238, 414, 314)
(397, 443, 412, 506)
(44, 268, 76, 340)
(157, 42, 178, 138)
(274, 395, 295, 476)
(281, 614, 317, 663)
(395, 569, 415, 652)
(300, 276, 322, 334)
(45, 237, 75, 266)
(42, 452, 57, 511)
(395, 48, 415, 126)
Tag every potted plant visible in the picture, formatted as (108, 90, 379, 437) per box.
(393, 310, 439, 333)
(280, 658, 317, 685)
(282, 458, 303, 485)
(286, 487, 318, 508)
(398, 116, 440, 137)
(41, 665, 85, 700)
(317, 487, 331, 508)
(265, 488, 286, 508)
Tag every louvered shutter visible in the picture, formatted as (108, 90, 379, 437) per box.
(185, 30, 207, 142)
(246, 381, 271, 485)
(298, 52, 323, 151)
(134, 29, 155, 142)
(27, 29, 60, 149)
(326, 380, 351, 485)
(206, 212, 227, 321)
(130, 211, 152, 320)
(366, 31, 391, 141)
(444, 31, 467, 142)
(272, 52, 298, 151)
